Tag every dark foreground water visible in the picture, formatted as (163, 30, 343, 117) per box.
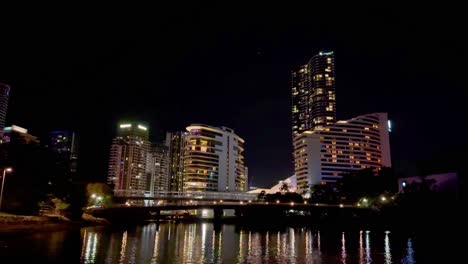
(0, 221, 455, 263)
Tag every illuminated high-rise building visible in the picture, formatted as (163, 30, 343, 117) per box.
(0, 83, 11, 138)
(166, 131, 187, 192)
(2, 125, 39, 145)
(149, 143, 170, 193)
(48, 131, 79, 174)
(291, 51, 336, 138)
(293, 113, 391, 192)
(183, 124, 247, 192)
(107, 121, 151, 195)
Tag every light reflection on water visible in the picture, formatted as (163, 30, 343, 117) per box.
(78, 223, 418, 263)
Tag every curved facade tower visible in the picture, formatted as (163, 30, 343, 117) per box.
(291, 51, 336, 138)
(0, 83, 11, 135)
(294, 113, 391, 191)
(184, 124, 247, 192)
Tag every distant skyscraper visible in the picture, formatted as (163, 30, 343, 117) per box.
(0, 83, 11, 138)
(107, 121, 151, 195)
(166, 131, 187, 192)
(184, 124, 247, 192)
(48, 131, 79, 173)
(293, 113, 391, 192)
(291, 51, 336, 138)
(2, 125, 39, 145)
(149, 143, 170, 194)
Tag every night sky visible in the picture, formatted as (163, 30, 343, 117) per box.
(1, 4, 466, 187)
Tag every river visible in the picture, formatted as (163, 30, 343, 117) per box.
(0, 221, 454, 263)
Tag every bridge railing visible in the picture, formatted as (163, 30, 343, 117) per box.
(113, 190, 257, 201)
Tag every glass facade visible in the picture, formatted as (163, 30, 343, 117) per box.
(0, 83, 10, 139)
(291, 51, 336, 138)
(108, 121, 151, 195)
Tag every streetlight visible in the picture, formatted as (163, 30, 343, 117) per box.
(0, 167, 13, 211)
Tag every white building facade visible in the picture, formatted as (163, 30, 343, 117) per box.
(294, 113, 391, 192)
(184, 124, 247, 192)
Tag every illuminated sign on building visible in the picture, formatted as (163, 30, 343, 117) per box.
(120, 124, 132, 128)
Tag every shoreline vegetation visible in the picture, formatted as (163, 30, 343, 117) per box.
(0, 212, 109, 235)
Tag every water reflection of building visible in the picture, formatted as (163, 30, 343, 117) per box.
(81, 230, 99, 263)
(75, 224, 423, 263)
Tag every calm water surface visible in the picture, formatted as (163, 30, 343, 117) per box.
(0, 222, 425, 263)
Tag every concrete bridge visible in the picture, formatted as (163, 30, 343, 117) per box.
(85, 201, 368, 223)
(113, 190, 257, 202)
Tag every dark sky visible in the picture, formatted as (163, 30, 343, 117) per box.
(0, 4, 466, 187)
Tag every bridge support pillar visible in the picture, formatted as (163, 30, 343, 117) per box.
(235, 208, 243, 218)
(213, 208, 223, 221)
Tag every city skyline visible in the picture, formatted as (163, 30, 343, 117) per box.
(1, 5, 466, 187)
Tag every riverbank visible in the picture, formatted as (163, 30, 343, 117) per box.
(0, 212, 107, 235)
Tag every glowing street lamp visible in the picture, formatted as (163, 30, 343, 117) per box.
(0, 167, 13, 211)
